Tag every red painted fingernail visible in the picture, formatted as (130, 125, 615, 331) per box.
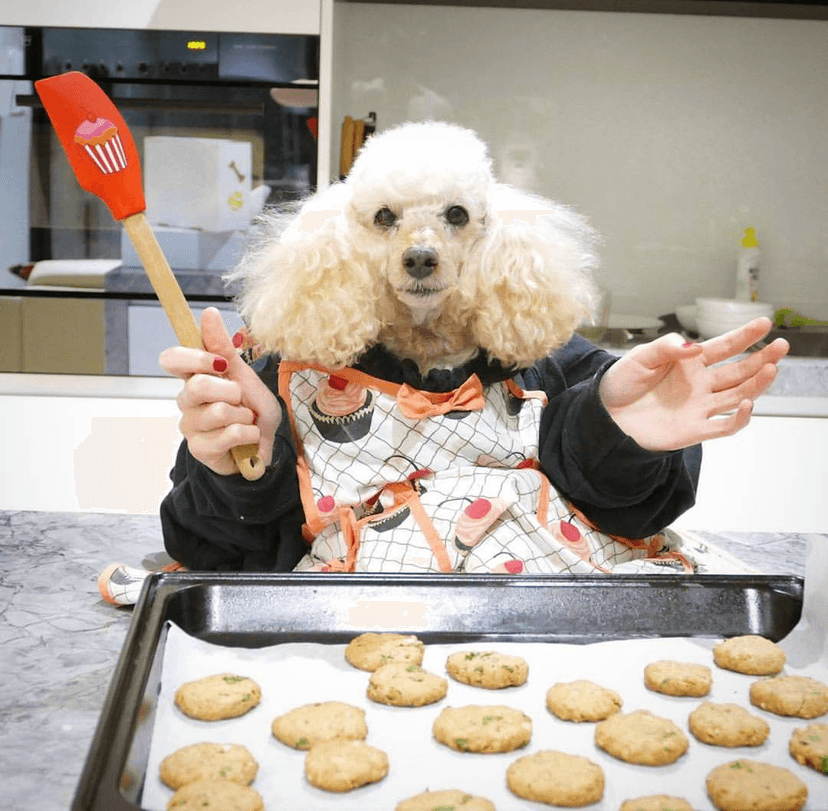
(232, 331, 244, 348)
(329, 375, 348, 390)
(213, 357, 228, 373)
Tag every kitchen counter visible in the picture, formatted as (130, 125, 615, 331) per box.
(0, 509, 824, 811)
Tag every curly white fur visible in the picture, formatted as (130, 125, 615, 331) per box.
(227, 121, 599, 373)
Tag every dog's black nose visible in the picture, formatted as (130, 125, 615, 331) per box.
(402, 246, 438, 280)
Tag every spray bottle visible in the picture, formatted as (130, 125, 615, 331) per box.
(735, 227, 760, 301)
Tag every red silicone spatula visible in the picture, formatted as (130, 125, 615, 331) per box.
(36, 71, 265, 481)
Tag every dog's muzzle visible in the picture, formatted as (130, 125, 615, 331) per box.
(402, 246, 438, 280)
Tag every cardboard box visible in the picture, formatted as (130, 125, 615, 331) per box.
(144, 137, 253, 233)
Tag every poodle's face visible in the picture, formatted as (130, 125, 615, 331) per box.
(235, 122, 597, 373)
(349, 191, 487, 324)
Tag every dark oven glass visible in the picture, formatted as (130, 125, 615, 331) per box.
(24, 26, 319, 262)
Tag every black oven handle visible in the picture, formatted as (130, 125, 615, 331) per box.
(14, 93, 268, 115)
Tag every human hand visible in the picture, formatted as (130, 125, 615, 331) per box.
(159, 307, 282, 476)
(598, 317, 789, 452)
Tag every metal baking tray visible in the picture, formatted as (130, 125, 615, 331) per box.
(72, 572, 803, 810)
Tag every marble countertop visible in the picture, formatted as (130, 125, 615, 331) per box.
(1, 509, 824, 811)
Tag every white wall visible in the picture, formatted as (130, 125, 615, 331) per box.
(0, 0, 320, 35)
(331, 4, 828, 322)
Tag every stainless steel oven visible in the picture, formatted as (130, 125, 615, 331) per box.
(0, 25, 318, 375)
(18, 25, 319, 262)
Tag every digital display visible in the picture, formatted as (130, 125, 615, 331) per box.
(187, 40, 207, 51)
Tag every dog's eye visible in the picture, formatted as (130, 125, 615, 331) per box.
(374, 207, 397, 228)
(445, 205, 469, 227)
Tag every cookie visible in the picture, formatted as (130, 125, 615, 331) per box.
(705, 760, 807, 811)
(174, 673, 261, 721)
(367, 662, 448, 707)
(749, 674, 828, 718)
(271, 700, 367, 750)
(506, 749, 604, 807)
(344, 632, 425, 672)
(165, 779, 264, 811)
(304, 739, 389, 792)
(395, 788, 496, 811)
(688, 701, 770, 747)
(619, 796, 693, 811)
(713, 635, 786, 676)
(432, 704, 532, 753)
(545, 679, 622, 722)
(445, 650, 528, 689)
(159, 742, 258, 789)
(644, 660, 712, 697)
(789, 722, 828, 775)
(594, 709, 689, 765)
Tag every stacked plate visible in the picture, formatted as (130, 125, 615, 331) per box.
(695, 297, 775, 339)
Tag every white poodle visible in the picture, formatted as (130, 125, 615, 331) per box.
(97, 119, 789, 601)
(228, 121, 599, 373)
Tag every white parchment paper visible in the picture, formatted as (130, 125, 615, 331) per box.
(143, 618, 828, 811)
(780, 538, 828, 669)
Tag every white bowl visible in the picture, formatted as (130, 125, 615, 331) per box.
(694, 298, 774, 338)
(675, 304, 698, 333)
(696, 297, 774, 317)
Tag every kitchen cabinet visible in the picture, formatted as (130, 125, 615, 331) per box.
(0, 0, 320, 35)
(674, 413, 828, 533)
(0, 293, 107, 374)
(124, 301, 244, 377)
(1, 372, 825, 530)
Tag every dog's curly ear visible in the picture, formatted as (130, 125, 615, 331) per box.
(462, 185, 599, 369)
(226, 184, 382, 368)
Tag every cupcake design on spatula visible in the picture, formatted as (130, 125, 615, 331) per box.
(74, 115, 127, 174)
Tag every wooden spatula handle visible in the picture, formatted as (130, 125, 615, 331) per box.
(122, 213, 265, 480)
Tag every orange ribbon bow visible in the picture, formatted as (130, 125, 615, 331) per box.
(395, 374, 486, 419)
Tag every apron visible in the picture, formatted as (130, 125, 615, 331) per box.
(278, 361, 693, 575)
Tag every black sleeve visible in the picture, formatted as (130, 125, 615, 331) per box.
(531, 336, 702, 539)
(159, 359, 308, 572)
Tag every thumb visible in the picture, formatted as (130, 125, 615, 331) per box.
(627, 332, 703, 370)
(201, 306, 237, 360)
(201, 307, 261, 382)
(200, 306, 264, 390)
(200, 307, 282, 451)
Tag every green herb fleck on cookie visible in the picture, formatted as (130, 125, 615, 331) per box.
(454, 738, 469, 751)
(222, 675, 245, 684)
(295, 736, 310, 748)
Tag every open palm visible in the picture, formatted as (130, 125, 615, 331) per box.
(599, 317, 789, 452)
